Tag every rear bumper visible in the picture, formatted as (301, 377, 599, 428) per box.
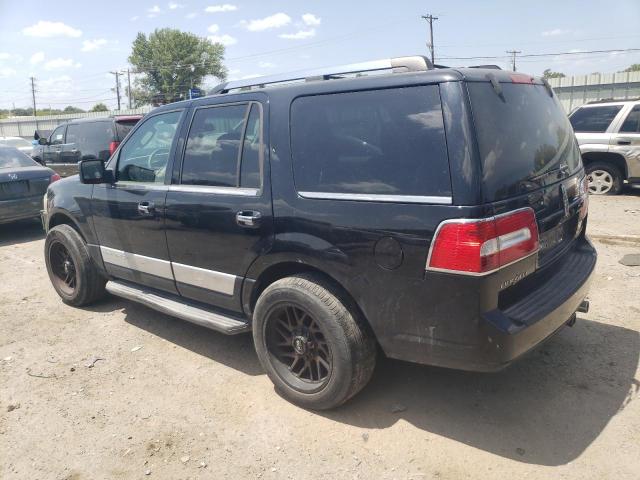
(385, 236, 597, 372)
(0, 196, 42, 225)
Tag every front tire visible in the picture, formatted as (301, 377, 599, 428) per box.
(586, 162, 623, 195)
(44, 224, 106, 306)
(253, 274, 376, 410)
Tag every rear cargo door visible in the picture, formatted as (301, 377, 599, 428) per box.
(467, 79, 587, 267)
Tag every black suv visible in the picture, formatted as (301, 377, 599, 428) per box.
(42, 56, 596, 409)
(32, 115, 142, 176)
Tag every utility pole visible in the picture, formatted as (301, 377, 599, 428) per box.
(126, 69, 132, 109)
(110, 71, 122, 110)
(506, 50, 521, 71)
(29, 77, 37, 116)
(421, 14, 438, 65)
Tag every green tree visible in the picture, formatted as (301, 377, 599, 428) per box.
(63, 106, 86, 114)
(128, 28, 226, 106)
(622, 64, 640, 72)
(542, 69, 566, 79)
(90, 103, 109, 112)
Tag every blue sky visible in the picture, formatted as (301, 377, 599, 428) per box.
(0, 0, 639, 110)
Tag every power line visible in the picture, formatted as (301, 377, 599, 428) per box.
(440, 47, 640, 61)
(421, 14, 438, 64)
(506, 50, 521, 71)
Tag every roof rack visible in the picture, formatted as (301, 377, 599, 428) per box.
(468, 64, 502, 70)
(586, 97, 640, 105)
(209, 55, 434, 94)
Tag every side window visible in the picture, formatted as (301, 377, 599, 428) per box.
(620, 105, 640, 133)
(240, 104, 261, 189)
(290, 85, 451, 197)
(569, 105, 623, 133)
(50, 125, 66, 145)
(117, 111, 182, 183)
(181, 104, 249, 187)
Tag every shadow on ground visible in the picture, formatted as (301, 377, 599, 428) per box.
(107, 296, 639, 466)
(0, 219, 44, 246)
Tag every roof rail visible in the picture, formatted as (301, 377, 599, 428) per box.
(209, 55, 433, 94)
(468, 64, 502, 70)
(586, 97, 640, 105)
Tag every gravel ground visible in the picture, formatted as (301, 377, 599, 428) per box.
(1, 189, 639, 480)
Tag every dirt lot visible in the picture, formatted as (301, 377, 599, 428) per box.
(1, 190, 639, 480)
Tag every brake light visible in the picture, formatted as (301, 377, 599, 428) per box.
(50, 173, 61, 183)
(427, 208, 539, 275)
(510, 74, 534, 84)
(109, 141, 120, 155)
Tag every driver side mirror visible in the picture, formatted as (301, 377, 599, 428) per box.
(38, 137, 48, 146)
(79, 159, 114, 184)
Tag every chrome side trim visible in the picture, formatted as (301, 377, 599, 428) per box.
(169, 185, 260, 196)
(172, 262, 236, 296)
(298, 191, 453, 205)
(100, 246, 173, 279)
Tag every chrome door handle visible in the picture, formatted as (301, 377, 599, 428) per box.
(138, 201, 155, 214)
(236, 210, 262, 228)
(616, 139, 632, 145)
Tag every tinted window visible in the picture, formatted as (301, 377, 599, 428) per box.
(240, 104, 261, 189)
(620, 105, 640, 133)
(468, 82, 583, 201)
(66, 122, 114, 160)
(117, 111, 181, 183)
(0, 147, 37, 168)
(569, 105, 623, 133)
(181, 104, 247, 187)
(50, 125, 65, 145)
(115, 119, 140, 141)
(290, 86, 450, 196)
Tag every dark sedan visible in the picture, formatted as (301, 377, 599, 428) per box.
(0, 146, 60, 224)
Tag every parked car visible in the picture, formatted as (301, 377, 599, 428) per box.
(569, 99, 640, 194)
(41, 56, 595, 409)
(0, 136, 33, 155)
(0, 146, 59, 225)
(32, 115, 143, 177)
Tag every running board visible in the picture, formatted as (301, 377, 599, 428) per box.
(105, 281, 251, 335)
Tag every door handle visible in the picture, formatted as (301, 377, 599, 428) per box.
(616, 139, 632, 145)
(138, 201, 155, 215)
(70, 149, 78, 153)
(236, 210, 262, 228)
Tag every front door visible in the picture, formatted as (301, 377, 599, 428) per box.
(43, 125, 66, 164)
(164, 99, 273, 312)
(91, 109, 184, 294)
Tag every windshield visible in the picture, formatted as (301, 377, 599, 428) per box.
(468, 82, 582, 202)
(0, 147, 38, 168)
(0, 138, 31, 148)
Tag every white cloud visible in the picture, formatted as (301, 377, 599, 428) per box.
(208, 24, 220, 33)
(208, 34, 237, 46)
(0, 67, 16, 78)
(0, 53, 10, 60)
(81, 39, 107, 52)
(22, 21, 82, 38)
(279, 28, 316, 40)
(541, 28, 570, 37)
(44, 58, 81, 70)
(302, 13, 321, 26)
(130, 15, 139, 21)
(147, 5, 162, 17)
(168, 2, 183, 9)
(30, 51, 45, 64)
(244, 13, 291, 31)
(258, 61, 275, 68)
(205, 4, 237, 13)
(185, 12, 197, 19)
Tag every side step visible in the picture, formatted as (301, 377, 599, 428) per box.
(106, 281, 251, 335)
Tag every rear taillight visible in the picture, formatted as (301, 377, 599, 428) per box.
(109, 141, 120, 155)
(50, 173, 61, 184)
(427, 208, 539, 275)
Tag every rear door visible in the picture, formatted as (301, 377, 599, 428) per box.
(91, 109, 184, 294)
(164, 98, 273, 312)
(611, 104, 640, 179)
(467, 79, 586, 267)
(64, 121, 113, 163)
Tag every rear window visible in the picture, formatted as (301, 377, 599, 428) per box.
(468, 82, 583, 201)
(115, 120, 140, 141)
(569, 105, 623, 133)
(290, 85, 451, 198)
(0, 148, 37, 168)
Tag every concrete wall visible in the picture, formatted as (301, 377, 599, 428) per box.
(549, 71, 640, 113)
(0, 107, 152, 138)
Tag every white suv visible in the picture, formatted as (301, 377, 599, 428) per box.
(570, 99, 640, 194)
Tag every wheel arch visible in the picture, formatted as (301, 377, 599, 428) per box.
(581, 151, 628, 179)
(48, 210, 86, 242)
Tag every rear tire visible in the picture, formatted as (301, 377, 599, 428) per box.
(253, 274, 376, 410)
(585, 162, 623, 195)
(44, 224, 106, 306)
